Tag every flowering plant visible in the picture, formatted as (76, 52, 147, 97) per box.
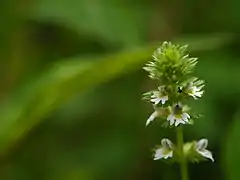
(143, 42, 213, 180)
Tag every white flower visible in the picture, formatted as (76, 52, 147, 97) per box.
(154, 138, 174, 160)
(167, 103, 190, 126)
(186, 85, 204, 99)
(150, 90, 168, 105)
(195, 139, 214, 162)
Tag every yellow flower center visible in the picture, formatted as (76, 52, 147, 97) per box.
(175, 114, 182, 119)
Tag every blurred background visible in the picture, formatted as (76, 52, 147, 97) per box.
(1, 0, 240, 180)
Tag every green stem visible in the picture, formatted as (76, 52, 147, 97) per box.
(177, 126, 189, 180)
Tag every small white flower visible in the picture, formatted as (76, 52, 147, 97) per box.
(195, 139, 214, 162)
(186, 85, 204, 99)
(150, 91, 168, 105)
(154, 138, 174, 160)
(167, 103, 190, 126)
(150, 86, 168, 105)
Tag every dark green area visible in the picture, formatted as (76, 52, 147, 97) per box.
(0, 0, 240, 179)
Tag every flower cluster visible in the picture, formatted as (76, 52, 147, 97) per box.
(143, 42, 213, 164)
(154, 138, 214, 162)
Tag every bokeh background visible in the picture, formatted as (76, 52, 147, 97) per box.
(1, 0, 240, 180)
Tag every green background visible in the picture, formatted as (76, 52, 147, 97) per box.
(0, 0, 240, 179)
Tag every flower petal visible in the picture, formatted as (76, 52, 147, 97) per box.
(154, 147, 173, 160)
(146, 111, 158, 126)
(155, 98, 161, 104)
(196, 139, 208, 150)
(184, 113, 190, 119)
(167, 114, 174, 121)
(175, 120, 180, 126)
(167, 114, 175, 126)
(163, 96, 168, 104)
(187, 85, 204, 99)
(182, 113, 190, 122)
(151, 98, 161, 104)
(161, 138, 173, 149)
(154, 148, 165, 160)
(198, 149, 214, 162)
(170, 119, 175, 126)
(175, 119, 185, 126)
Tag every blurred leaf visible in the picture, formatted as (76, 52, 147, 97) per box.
(225, 108, 240, 180)
(31, 0, 151, 47)
(0, 34, 234, 154)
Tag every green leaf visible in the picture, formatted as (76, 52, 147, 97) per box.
(225, 108, 240, 180)
(31, 0, 150, 47)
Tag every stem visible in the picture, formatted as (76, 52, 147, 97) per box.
(177, 126, 189, 180)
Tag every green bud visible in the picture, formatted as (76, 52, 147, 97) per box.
(143, 42, 198, 84)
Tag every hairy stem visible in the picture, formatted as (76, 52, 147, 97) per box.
(177, 126, 189, 180)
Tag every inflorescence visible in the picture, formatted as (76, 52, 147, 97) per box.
(143, 42, 213, 164)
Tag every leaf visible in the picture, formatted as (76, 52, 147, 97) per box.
(31, 0, 150, 47)
(0, 34, 234, 154)
(225, 108, 240, 180)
